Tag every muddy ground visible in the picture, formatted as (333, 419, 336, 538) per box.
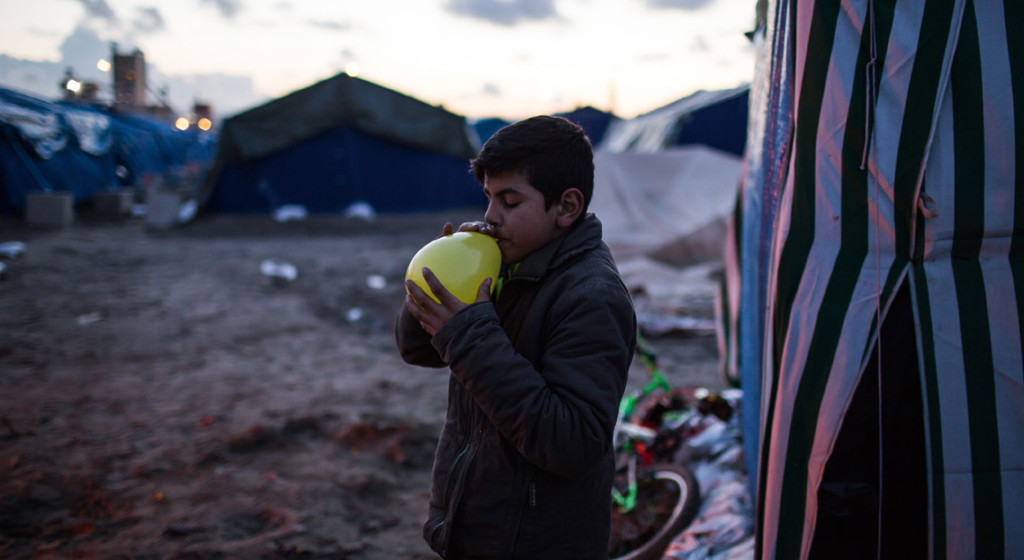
(0, 207, 724, 559)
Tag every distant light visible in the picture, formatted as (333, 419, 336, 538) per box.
(197, 118, 212, 131)
(536, 86, 553, 102)
(174, 117, 190, 131)
(344, 62, 360, 77)
(66, 79, 81, 93)
(97, 59, 111, 72)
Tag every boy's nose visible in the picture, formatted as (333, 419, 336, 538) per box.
(483, 205, 499, 227)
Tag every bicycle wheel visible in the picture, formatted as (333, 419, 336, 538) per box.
(609, 463, 701, 560)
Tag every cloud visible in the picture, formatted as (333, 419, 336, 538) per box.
(72, 0, 118, 22)
(482, 82, 501, 96)
(201, 0, 243, 19)
(307, 19, 352, 31)
(643, 0, 714, 10)
(26, 25, 65, 38)
(444, 0, 558, 26)
(132, 7, 167, 34)
(689, 35, 711, 53)
(0, 22, 263, 120)
(0, 54, 65, 99)
(58, 26, 112, 80)
(637, 52, 671, 63)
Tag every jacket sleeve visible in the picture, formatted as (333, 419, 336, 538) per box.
(394, 303, 448, 368)
(434, 274, 636, 479)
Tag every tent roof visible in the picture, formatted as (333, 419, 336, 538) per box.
(600, 84, 749, 153)
(217, 73, 477, 163)
(556, 105, 618, 146)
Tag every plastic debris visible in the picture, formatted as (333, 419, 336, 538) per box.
(637, 313, 717, 336)
(273, 204, 308, 223)
(346, 308, 363, 322)
(260, 260, 298, 284)
(0, 241, 26, 259)
(366, 274, 387, 290)
(178, 199, 197, 224)
(659, 389, 755, 560)
(76, 312, 103, 326)
(344, 201, 376, 221)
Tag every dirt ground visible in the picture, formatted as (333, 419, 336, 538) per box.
(0, 207, 725, 560)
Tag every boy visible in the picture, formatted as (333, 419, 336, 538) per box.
(396, 115, 636, 559)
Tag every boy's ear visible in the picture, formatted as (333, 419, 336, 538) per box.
(555, 188, 585, 228)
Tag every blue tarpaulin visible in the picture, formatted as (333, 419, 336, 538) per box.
(0, 86, 214, 216)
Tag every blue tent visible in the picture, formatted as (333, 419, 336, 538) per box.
(201, 74, 485, 214)
(599, 85, 749, 156)
(556, 106, 618, 147)
(472, 107, 617, 151)
(0, 87, 214, 216)
(470, 117, 510, 147)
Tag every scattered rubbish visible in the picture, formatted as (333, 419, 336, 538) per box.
(653, 389, 755, 560)
(145, 189, 182, 229)
(346, 308, 363, 322)
(0, 241, 26, 259)
(273, 204, 308, 223)
(76, 312, 103, 326)
(178, 199, 197, 224)
(638, 313, 717, 336)
(337, 420, 414, 464)
(366, 274, 387, 290)
(260, 260, 297, 284)
(344, 201, 376, 221)
(131, 204, 147, 218)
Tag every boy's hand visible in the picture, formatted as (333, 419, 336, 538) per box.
(404, 267, 492, 337)
(455, 221, 494, 236)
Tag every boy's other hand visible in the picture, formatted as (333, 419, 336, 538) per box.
(456, 221, 493, 236)
(405, 267, 492, 337)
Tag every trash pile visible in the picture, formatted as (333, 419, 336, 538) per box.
(651, 388, 755, 559)
(0, 240, 26, 280)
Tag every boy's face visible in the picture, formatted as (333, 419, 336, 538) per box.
(483, 171, 564, 264)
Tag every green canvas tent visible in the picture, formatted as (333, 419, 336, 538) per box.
(738, 0, 1024, 557)
(199, 73, 483, 214)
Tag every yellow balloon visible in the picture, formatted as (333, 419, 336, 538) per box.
(406, 231, 501, 304)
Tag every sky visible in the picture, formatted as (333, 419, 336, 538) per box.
(0, 0, 757, 122)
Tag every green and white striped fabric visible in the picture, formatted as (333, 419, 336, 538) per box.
(757, 0, 1024, 558)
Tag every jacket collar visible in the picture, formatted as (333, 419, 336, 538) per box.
(505, 213, 603, 282)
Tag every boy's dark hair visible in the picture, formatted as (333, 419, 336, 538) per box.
(470, 115, 594, 212)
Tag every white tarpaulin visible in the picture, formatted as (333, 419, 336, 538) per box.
(591, 146, 742, 266)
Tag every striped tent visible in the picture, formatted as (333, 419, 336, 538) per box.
(743, 0, 1024, 557)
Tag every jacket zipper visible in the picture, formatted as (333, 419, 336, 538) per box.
(432, 439, 479, 556)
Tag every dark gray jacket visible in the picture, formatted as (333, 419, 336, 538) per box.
(396, 214, 636, 559)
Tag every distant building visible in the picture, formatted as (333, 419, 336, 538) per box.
(110, 43, 177, 121)
(112, 43, 146, 110)
(193, 101, 213, 121)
